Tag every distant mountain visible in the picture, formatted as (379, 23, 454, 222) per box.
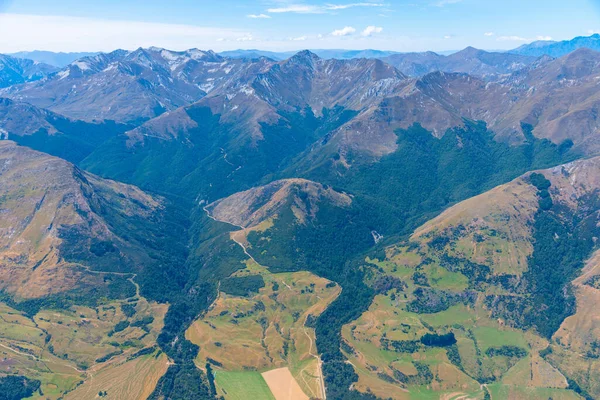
(222, 47, 533, 77)
(312, 49, 400, 59)
(0, 54, 57, 88)
(219, 48, 399, 60)
(82, 51, 406, 200)
(511, 33, 600, 57)
(0, 47, 253, 123)
(299, 47, 600, 167)
(382, 46, 538, 77)
(8, 50, 100, 67)
(219, 49, 291, 60)
(82, 48, 600, 203)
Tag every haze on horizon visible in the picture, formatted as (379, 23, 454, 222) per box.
(0, 0, 599, 54)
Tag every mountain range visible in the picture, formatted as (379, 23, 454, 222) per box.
(221, 34, 600, 61)
(1, 35, 600, 400)
(219, 48, 401, 60)
(511, 33, 600, 57)
(0, 48, 250, 123)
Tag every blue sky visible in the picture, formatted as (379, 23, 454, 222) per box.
(0, 0, 599, 53)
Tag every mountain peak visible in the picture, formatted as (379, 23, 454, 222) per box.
(206, 179, 351, 229)
(454, 46, 484, 57)
(286, 50, 321, 65)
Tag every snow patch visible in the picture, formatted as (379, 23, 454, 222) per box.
(199, 82, 215, 93)
(188, 49, 209, 60)
(239, 85, 255, 96)
(103, 63, 118, 72)
(72, 61, 90, 71)
(58, 70, 70, 80)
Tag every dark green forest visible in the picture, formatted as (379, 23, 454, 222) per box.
(0, 376, 41, 400)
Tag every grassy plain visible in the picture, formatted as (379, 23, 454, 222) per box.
(214, 370, 276, 400)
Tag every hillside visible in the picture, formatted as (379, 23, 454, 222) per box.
(0, 97, 128, 163)
(0, 140, 171, 299)
(338, 157, 600, 399)
(0, 141, 190, 398)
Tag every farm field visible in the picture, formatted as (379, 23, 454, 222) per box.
(64, 350, 169, 400)
(214, 370, 276, 400)
(262, 367, 308, 400)
(0, 288, 168, 399)
(186, 259, 339, 399)
(341, 208, 575, 399)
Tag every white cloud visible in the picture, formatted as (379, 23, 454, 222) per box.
(588, 29, 600, 35)
(290, 36, 308, 41)
(267, 3, 384, 14)
(327, 3, 385, 10)
(497, 35, 552, 42)
(444, 35, 452, 39)
(484, 32, 495, 36)
(0, 13, 248, 52)
(435, 0, 463, 7)
(247, 14, 271, 19)
(268, 5, 319, 13)
(362, 26, 383, 36)
(236, 34, 254, 42)
(332, 26, 357, 36)
(497, 35, 529, 42)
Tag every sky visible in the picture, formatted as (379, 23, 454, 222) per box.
(0, 0, 599, 53)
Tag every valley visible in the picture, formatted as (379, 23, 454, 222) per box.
(1, 31, 600, 400)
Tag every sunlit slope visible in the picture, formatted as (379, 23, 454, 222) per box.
(342, 157, 600, 399)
